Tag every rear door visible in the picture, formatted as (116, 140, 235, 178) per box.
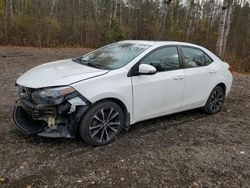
(131, 46, 185, 122)
(180, 46, 216, 110)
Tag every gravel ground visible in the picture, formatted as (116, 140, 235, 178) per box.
(0, 46, 249, 188)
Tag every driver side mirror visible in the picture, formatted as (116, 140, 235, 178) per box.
(138, 64, 156, 75)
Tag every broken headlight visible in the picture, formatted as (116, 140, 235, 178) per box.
(31, 86, 75, 105)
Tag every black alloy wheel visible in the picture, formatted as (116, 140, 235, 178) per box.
(203, 86, 225, 114)
(79, 101, 124, 146)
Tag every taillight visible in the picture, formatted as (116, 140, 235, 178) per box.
(228, 67, 233, 75)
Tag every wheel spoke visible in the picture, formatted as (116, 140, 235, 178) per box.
(107, 108, 114, 121)
(211, 95, 215, 100)
(91, 127, 102, 137)
(100, 109, 105, 120)
(90, 124, 102, 131)
(214, 102, 219, 111)
(108, 121, 120, 126)
(93, 115, 105, 123)
(107, 125, 118, 133)
(99, 129, 105, 142)
(216, 101, 222, 105)
(211, 103, 215, 111)
(108, 112, 119, 122)
(105, 128, 109, 141)
(210, 100, 215, 105)
(217, 97, 224, 101)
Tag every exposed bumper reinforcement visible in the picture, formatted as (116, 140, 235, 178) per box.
(13, 104, 91, 138)
(13, 106, 73, 138)
(13, 106, 47, 135)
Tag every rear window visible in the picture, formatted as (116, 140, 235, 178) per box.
(182, 47, 213, 68)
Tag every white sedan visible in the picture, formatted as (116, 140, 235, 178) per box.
(13, 41, 233, 146)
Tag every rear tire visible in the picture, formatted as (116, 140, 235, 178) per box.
(79, 100, 124, 146)
(203, 86, 225, 114)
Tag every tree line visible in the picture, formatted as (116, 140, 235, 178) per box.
(0, 0, 249, 72)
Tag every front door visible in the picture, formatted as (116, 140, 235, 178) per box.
(131, 46, 185, 122)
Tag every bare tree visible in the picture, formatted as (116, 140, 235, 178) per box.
(113, 0, 118, 18)
(109, 0, 113, 29)
(159, 0, 172, 40)
(186, 0, 199, 41)
(4, 0, 12, 42)
(216, 0, 234, 58)
(49, 0, 57, 18)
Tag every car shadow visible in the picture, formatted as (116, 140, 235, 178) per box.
(124, 108, 208, 135)
(12, 108, 208, 147)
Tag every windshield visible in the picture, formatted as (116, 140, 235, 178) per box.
(74, 42, 151, 70)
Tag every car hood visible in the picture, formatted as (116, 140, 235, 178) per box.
(16, 59, 109, 88)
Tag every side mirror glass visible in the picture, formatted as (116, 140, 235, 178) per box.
(138, 64, 156, 75)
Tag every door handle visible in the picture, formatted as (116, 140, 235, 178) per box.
(209, 69, 216, 74)
(174, 74, 184, 80)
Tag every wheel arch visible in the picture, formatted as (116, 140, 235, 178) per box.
(203, 82, 227, 106)
(92, 97, 131, 131)
(75, 97, 131, 135)
(202, 82, 226, 114)
(93, 97, 128, 116)
(216, 82, 226, 93)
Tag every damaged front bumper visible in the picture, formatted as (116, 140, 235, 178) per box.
(13, 89, 91, 138)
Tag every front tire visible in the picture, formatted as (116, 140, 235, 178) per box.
(203, 86, 225, 114)
(79, 101, 124, 146)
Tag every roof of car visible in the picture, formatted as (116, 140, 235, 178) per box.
(121, 40, 202, 48)
(119, 40, 220, 62)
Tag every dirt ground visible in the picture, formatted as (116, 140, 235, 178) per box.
(0, 46, 249, 188)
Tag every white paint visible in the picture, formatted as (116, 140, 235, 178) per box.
(16, 40, 233, 125)
(16, 59, 109, 88)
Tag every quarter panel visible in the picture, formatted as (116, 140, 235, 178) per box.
(200, 61, 233, 106)
(71, 69, 133, 121)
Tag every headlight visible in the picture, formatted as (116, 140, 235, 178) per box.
(32, 86, 76, 105)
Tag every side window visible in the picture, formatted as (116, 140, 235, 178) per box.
(182, 47, 206, 68)
(141, 47, 180, 72)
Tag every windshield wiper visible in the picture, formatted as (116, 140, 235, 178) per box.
(87, 61, 106, 69)
(72, 57, 83, 64)
(73, 57, 108, 70)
